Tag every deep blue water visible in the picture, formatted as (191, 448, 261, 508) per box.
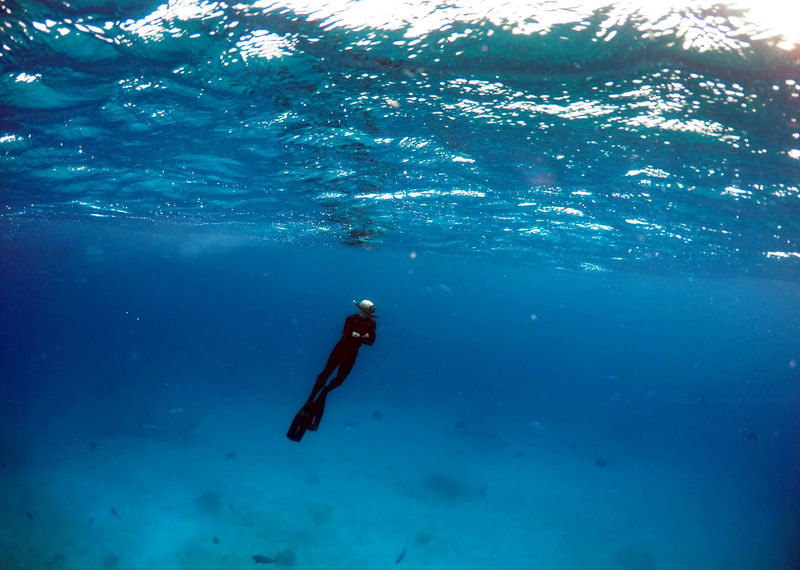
(2, 1, 800, 569)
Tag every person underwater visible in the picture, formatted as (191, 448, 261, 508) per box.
(286, 299, 378, 442)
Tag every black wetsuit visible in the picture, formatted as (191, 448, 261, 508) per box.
(304, 313, 376, 429)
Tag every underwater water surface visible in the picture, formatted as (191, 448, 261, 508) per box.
(1, 1, 799, 569)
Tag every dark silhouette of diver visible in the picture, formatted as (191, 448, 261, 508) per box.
(287, 299, 377, 442)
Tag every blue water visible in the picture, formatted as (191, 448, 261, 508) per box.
(2, 1, 800, 568)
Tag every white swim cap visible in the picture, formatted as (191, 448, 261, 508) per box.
(354, 299, 376, 316)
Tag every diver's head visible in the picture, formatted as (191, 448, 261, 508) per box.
(354, 299, 377, 318)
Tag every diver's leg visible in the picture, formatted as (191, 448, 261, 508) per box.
(326, 351, 356, 391)
(307, 392, 327, 431)
(307, 345, 341, 405)
(308, 351, 357, 431)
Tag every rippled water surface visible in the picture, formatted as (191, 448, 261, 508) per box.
(1, 0, 799, 274)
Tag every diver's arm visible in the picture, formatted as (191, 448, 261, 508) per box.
(343, 314, 362, 339)
(361, 322, 376, 346)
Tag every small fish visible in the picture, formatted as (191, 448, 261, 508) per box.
(212, 536, 219, 544)
(88, 517, 94, 529)
(26, 510, 33, 520)
(344, 419, 358, 429)
(110, 507, 121, 519)
(225, 451, 236, 460)
(89, 441, 96, 451)
(371, 409, 383, 420)
(395, 542, 407, 564)
(252, 554, 276, 564)
(595, 458, 608, 468)
(168, 408, 183, 415)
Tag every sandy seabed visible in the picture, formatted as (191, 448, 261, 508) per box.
(0, 384, 793, 570)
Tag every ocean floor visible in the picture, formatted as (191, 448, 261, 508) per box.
(0, 375, 794, 570)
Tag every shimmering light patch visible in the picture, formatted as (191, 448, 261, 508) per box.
(744, 0, 800, 50)
(622, 115, 739, 144)
(675, 13, 749, 52)
(356, 189, 439, 200)
(789, 149, 800, 160)
(357, 188, 486, 200)
(722, 186, 751, 198)
(449, 79, 504, 94)
(234, 30, 296, 61)
(120, 77, 163, 92)
(122, 0, 225, 40)
(75, 23, 106, 35)
(449, 189, 485, 197)
(626, 168, 670, 178)
(540, 206, 584, 216)
(71, 201, 130, 215)
(397, 137, 432, 150)
(445, 99, 498, 122)
(766, 251, 800, 259)
(505, 99, 617, 121)
(625, 219, 661, 230)
(452, 156, 474, 163)
(579, 222, 614, 231)
(0, 134, 21, 143)
(15, 73, 40, 83)
(240, 0, 799, 49)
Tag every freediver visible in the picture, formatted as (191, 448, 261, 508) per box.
(286, 299, 377, 442)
